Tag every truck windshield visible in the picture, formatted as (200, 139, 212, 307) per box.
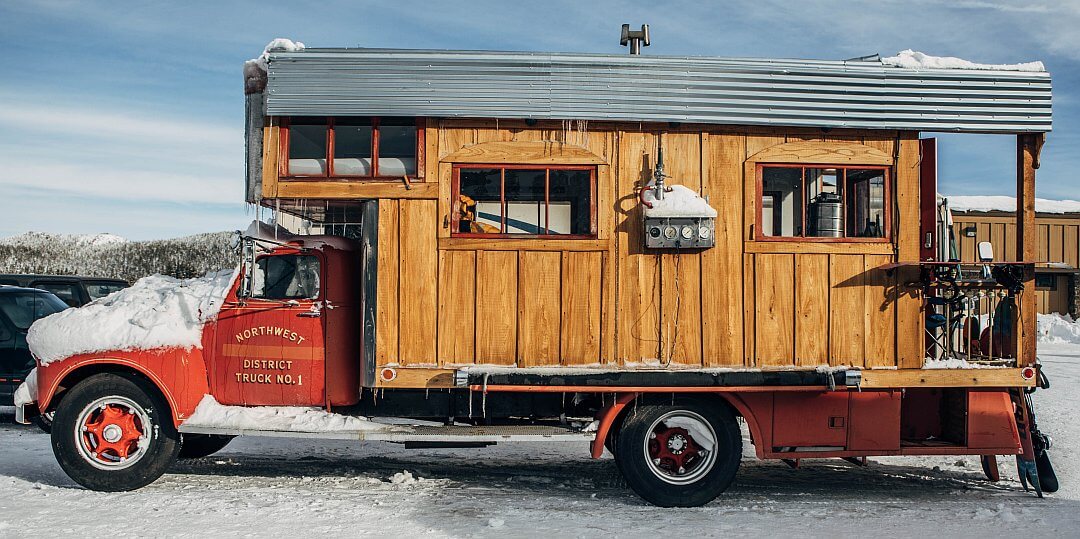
(252, 255, 321, 300)
(0, 292, 70, 330)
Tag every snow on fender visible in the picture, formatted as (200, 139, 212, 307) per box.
(13, 367, 38, 407)
(27, 269, 237, 366)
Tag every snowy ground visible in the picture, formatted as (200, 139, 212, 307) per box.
(2, 349, 1079, 537)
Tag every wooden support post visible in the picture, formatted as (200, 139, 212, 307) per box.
(1016, 134, 1043, 367)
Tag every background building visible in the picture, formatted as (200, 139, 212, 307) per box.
(949, 195, 1080, 317)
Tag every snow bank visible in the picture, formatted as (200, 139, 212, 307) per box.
(26, 269, 236, 365)
(882, 50, 1045, 72)
(1038, 313, 1080, 346)
(945, 195, 1080, 215)
(642, 185, 717, 218)
(184, 395, 387, 432)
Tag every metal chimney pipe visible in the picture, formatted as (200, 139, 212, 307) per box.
(620, 24, 650, 55)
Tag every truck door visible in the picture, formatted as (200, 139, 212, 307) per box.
(210, 249, 326, 406)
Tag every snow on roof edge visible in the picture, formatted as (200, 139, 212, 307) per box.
(245, 38, 305, 93)
(882, 49, 1045, 73)
(944, 195, 1080, 214)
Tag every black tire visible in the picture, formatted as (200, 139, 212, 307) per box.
(614, 398, 741, 507)
(51, 373, 180, 491)
(179, 434, 234, 459)
(34, 412, 53, 434)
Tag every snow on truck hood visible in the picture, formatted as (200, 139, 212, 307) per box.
(27, 269, 237, 366)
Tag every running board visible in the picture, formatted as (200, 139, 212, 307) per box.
(179, 423, 596, 444)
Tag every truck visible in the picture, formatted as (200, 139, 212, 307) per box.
(15, 41, 1058, 507)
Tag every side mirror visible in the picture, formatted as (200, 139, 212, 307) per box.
(977, 241, 994, 263)
(237, 238, 255, 299)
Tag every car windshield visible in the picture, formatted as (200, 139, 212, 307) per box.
(0, 292, 69, 330)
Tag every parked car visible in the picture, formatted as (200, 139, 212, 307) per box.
(0, 275, 128, 308)
(0, 286, 70, 405)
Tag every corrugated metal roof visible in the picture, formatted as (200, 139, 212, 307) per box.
(264, 48, 1052, 133)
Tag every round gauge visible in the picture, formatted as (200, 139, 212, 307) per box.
(663, 226, 678, 239)
(698, 226, 711, 239)
(649, 226, 662, 238)
(681, 226, 694, 240)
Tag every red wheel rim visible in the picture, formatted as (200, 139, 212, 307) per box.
(643, 411, 718, 485)
(75, 396, 151, 469)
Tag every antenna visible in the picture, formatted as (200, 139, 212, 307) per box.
(620, 24, 650, 55)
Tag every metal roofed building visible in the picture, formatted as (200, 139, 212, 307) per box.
(257, 48, 1052, 134)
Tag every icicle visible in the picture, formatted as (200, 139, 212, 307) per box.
(482, 373, 489, 417)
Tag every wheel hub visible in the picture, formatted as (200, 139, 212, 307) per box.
(102, 424, 123, 443)
(642, 411, 721, 486)
(667, 434, 688, 453)
(77, 399, 148, 468)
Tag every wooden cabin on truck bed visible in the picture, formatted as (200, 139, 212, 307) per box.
(245, 46, 1049, 382)
(17, 42, 1057, 507)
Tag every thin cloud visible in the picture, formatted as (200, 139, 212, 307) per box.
(0, 95, 242, 205)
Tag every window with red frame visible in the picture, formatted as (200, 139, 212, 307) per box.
(282, 117, 424, 179)
(453, 165, 596, 237)
(758, 164, 890, 240)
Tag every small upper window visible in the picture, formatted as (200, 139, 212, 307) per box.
(454, 165, 596, 237)
(284, 117, 422, 179)
(1035, 274, 1056, 290)
(252, 255, 321, 300)
(758, 165, 889, 240)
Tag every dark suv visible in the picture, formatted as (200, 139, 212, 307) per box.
(0, 287, 69, 404)
(0, 275, 128, 308)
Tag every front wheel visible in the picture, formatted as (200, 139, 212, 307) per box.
(51, 373, 180, 491)
(614, 398, 742, 507)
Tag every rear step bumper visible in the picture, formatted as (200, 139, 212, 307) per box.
(179, 423, 596, 443)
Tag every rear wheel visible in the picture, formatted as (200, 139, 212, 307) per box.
(51, 373, 179, 491)
(179, 434, 234, 459)
(614, 398, 741, 507)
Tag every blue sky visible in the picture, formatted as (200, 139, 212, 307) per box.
(1, 0, 1077, 240)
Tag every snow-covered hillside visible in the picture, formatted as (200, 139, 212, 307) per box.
(0, 231, 235, 283)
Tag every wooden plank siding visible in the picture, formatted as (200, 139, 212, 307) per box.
(952, 212, 1080, 315)
(397, 199, 439, 365)
(475, 251, 517, 364)
(354, 121, 931, 373)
